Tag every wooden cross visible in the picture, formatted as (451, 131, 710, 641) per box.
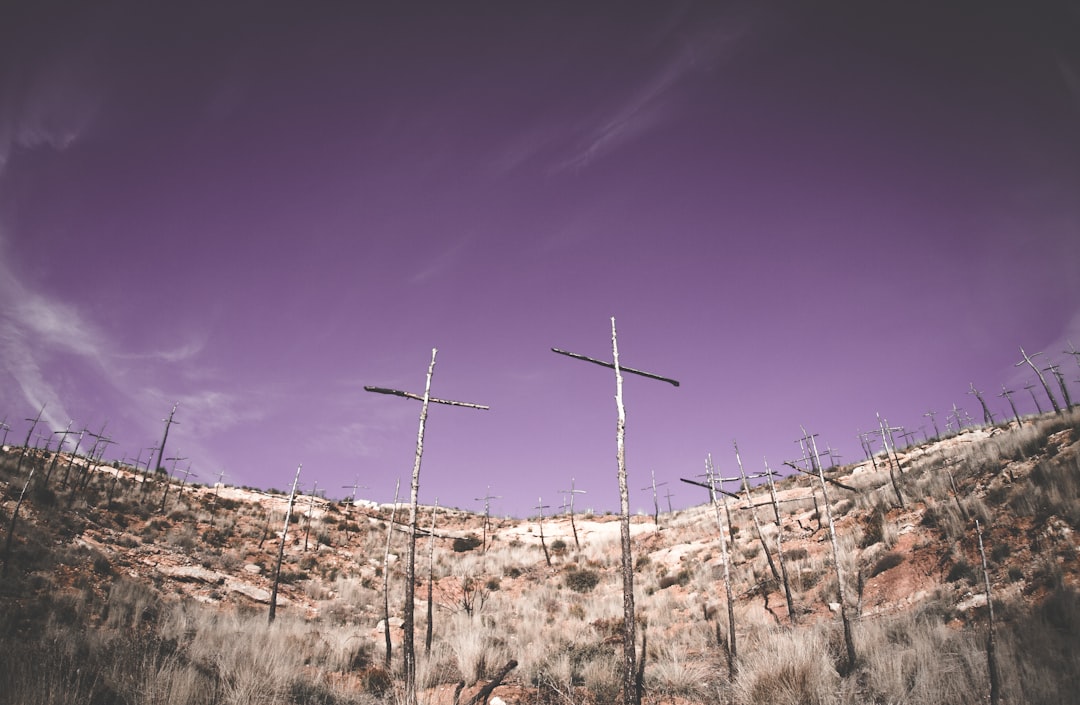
(153, 402, 180, 473)
(998, 385, 1022, 426)
(923, 410, 941, 439)
(1023, 383, 1044, 415)
(1043, 363, 1073, 410)
(474, 485, 501, 552)
(365, 348, 488, 705)
(640, 470, 668, 530)
(558, 478, 587, 550)
(553, 318, 678, 705)
(15, 403, 46, 475)
(1016, 347, 1061, 414)
(968, 383, 996, 426)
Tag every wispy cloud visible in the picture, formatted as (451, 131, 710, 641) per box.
(552, 21, 748, 173)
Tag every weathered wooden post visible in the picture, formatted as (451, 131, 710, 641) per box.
(1023, 383, 1045, 415)
(303, 481, 319, 552)
(208, 469, 229, 529)
(968, 383, 997, 426)
(2, 465, 36, 574)
(1043, 363, 1073, 410)
(152, 402, 180, 473)
(553, 318, 679, 705)
(425, 498, 439, 656)
(365, 349, 489, 705)
(382, 479, 401, 669)
(475, 486, 500, 552)
(269, 463, 303, 624)
(924, 410, 941, 439)
(803, 427, 857, 673)
(43, 421, 75, 485)
(976, 520, 1000, 705)
(681, 456, 739, 682)
(998, 385, 1022, 427)
(340, 478, 367, 542)
(534, 497, 552, 567)
(733, 441, 781, 587)
(876, 413, 905, 509)
(559, 478, 586, 550)
(1016, 347, 1061, 414)
(663, 487, 675, 513)
(0, 416, 10, 448)
(763, 458, 797, 624)
(14, 404, 46, 476)
(158, 452, 187, 513)
(641, 470, 667, 532)
(60, 428, 86, 488)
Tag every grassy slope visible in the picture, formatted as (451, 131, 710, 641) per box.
(1, 409, 1079, 704)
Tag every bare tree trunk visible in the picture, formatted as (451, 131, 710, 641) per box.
(763, 459, 797, 624)
(269, 464, 303, 624)
(403, 349, 437, 705)
(976, 521, 1001, 705)
(2, 467, 36, 575)
(384, 480, 401, 669)
(425, 499, 439, 657)
(807, 429, 856, 673)
(734, 443, 781, 587)
(611, 319, 639, 705)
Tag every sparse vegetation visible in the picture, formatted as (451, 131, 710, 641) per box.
(1, 407, 1079, 704)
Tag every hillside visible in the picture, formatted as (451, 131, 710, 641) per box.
(1, 410, 1079, 704)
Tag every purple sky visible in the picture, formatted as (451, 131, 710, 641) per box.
(2, 2, 1079, 517)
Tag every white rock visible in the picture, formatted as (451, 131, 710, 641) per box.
(243, 563, 263, 574)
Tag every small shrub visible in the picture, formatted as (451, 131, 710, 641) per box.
(452, 534, 483, 553)
(565, 568, 600, 593)
(946, 560, 977, 585)
(550, 538, 568, 556)
(869, 551, 904, 578)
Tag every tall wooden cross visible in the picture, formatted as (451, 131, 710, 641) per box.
(364, 348, 488, 705)
(153, 402, 180, 474)
(1016, 347, 1061, 414)
(998, 385, 1022, 427)
(553, 317, 678, 705)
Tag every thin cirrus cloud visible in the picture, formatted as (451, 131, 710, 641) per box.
(552, 21, 747, 174)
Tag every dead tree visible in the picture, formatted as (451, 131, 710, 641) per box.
(475, 486, 500, 552)
(559, 478, 586, 550)
(1016, 347, 1061, 414)
(14, 404, 46, 476)
(924, 410, 941, 439)
(876, 414, 905, 509)
(425, 498, 439, 656)
(383, 480, 401, 669)
(968, 383, 997, 426)
(733, 442, 781, 587)
(641, 470, 667, 532)
(158, 452, 187, 513)
(1044, 363, 1073, 410)
(976, 521, 1001, 705)
(269, 463, 303, 624)
(365, 349, 489, 705)
(1023, 383, 1044, 415)
(998, 385, 1022, 427)
(43, 421, 75, 486)
(681, 458, 739, 682)
(152, 402, 180, 474)
(340, 478, 366, 542)
(2, 465, 36, 575)
(535, 497, 552, 567)
(303, 481, 319, 551)
(553, 318, 679, 705)
(804, 427, 857, 673)
(762, 458, 797, 624)
(208, 469, 229, 529)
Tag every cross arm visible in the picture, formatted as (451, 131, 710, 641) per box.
(363, 386, 490, 410)
(550, 348, 680, 387)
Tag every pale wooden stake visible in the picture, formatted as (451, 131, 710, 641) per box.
(365, 349, 489, 705)
(763, 458, 797, 624)
(268, 463, 303, 624)
(425, 497, 439, 656)
(1016, 347, 1061, 414)
(805, 427, 856, 672)
(383, 479, 401, 669)
(976, 520, 1001, 705)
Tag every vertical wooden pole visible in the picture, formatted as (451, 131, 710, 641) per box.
(806, 428, 856, 672)
(976, 521, 1000, 705)
(763, 458, 797, 624)
(269, 463, 303, 624)
(384, 479, 401, 669)
(611, 318, 640, 705)
(425, 498, 439, 657)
